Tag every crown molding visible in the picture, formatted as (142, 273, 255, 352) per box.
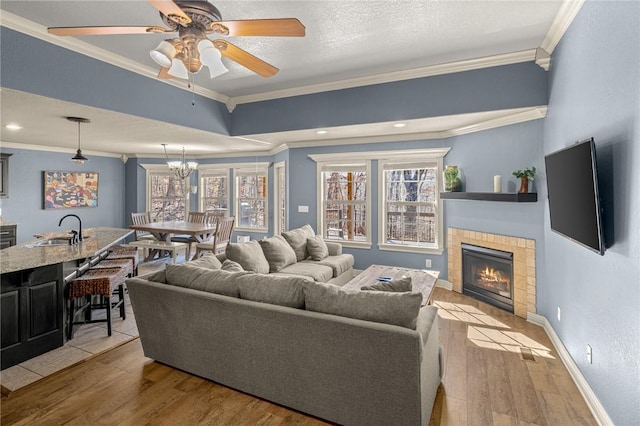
(0, 11, 229, 105)
(0, 141, 121, 158)
(535, 48, 551, 71)
(541, 0, 586, 55)
(227, 49, 537, 107)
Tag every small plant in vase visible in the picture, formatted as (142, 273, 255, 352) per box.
(512, 166, 536, 193)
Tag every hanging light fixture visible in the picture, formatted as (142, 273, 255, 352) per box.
(162, 144, 197, 180)
(67, 117, 90, 164)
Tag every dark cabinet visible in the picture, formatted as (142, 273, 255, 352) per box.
(1, 263, 64, 369)
(0, 223, 17, 249)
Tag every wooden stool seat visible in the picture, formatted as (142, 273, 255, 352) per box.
(67, 267, 127, 339)
(91, 258, 134, 277)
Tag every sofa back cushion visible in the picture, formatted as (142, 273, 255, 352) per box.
(225, 240, 270, 274)
(236, 274, 308, 309)
(303, 282, 422, 329)
(281, 224, 315, 261)
(306, 235, 329, 261)
(186, 253, 222, 269)
(221, 259, 244, 272)
(258, 235, 297, 272)
(165, 263, 252, 297)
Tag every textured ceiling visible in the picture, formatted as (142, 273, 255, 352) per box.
(0, 1, 564, 155)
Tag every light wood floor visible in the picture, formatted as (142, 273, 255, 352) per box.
(1, 285, 596, 425)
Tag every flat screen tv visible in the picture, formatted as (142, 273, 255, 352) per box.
(544, 138, 605, 255)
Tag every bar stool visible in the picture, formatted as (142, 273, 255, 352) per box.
(67, 267, 127, 339)
(90, 258, 134, 278)
(106, 245, 139, 276)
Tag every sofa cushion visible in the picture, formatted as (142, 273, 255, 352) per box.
(303, 282, 423, 329)
(165, 263, 252, 297)
(306, 235, 329, 261)
(361, 276, 412, 292)
(236, 274, 307, 309)
(258, 235, 297, 272)
(279, 262, 334, 282)
(221, 259, 244, 272)
(281, 224, 315, 261)
(186, 253, 222, 270)
(225, 241, 270, 274)
(310, 254, 355, 278)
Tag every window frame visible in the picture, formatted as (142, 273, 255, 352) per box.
(234, 163, 270, 233)
(198, 165, 230, 216)
(378, 148, 449, 255)
(311, 156, 372, 249)
(273, 161, 287, 234)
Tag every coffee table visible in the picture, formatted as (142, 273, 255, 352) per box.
(342, 264, 440, 306)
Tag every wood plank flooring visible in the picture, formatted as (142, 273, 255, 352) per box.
(1, 286, 597, 425)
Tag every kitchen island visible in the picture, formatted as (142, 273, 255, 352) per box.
(0, 227, 133, 369)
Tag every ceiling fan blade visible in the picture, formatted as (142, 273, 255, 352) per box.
(48, 26, 171, 36)
(213, 40, 279, 77)
(147, 0, 191, 25)
(211, 18, 305, 37)
(157, 67, 173, 79)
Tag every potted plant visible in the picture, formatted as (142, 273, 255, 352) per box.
(512, 166, 536, 193)
(443, 165, 462, 192)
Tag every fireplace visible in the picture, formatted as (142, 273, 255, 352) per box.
(462, 243, 514, 313)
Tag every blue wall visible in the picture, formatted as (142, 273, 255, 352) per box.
(0, 147, 125, 243)
(542, 1, 640, 423)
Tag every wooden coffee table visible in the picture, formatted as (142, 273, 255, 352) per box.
(342, 264, 440, 306)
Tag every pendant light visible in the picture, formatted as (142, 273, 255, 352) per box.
(67, 117, 90, 164)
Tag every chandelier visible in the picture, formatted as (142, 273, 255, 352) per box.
(163, 144, 197, 179)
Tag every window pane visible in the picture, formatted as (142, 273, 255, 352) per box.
(149, 173, 186, 222)
(236, 171, 267, 229)
(321, 168, 367, 242)
(202, 175, 228, 215)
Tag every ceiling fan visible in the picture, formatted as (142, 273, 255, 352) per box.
(47, 0, 305, 80)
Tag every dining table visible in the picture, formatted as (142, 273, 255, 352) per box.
(129, 220, 217, 261)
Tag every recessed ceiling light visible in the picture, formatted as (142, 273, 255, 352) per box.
(393, 123, 406, 128)
(316, 130, 328, 135)
(5, 123, 22, 130)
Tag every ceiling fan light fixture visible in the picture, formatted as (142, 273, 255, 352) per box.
(198, 39, 228, 78)
(150, 40, 176, 68)
(168, 55, 189, 79)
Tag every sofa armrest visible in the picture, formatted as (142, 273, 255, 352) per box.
(325, 241, 342, 256)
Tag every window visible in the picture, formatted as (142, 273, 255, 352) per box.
(235, 165, 268, 232)
(274, 161, 287, 234)
(313, 159, 371, 248)
(148, 172, 187, 221)
(199, 168, 229, 216)
(378, 151, 447, 254)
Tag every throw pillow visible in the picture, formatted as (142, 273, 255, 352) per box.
(236, 274, 308, 309)
(258, 235, 297, 272)
(186, 253, 222, 270)
(225, 240, 270, 274)
(221, 259, 244, 272)
(306, 235, 329, 261)
(361, 276, 412, 292)
(165, 263, 250, 297)
(281, 224, 315, 261)
(303, 282, 422, 329)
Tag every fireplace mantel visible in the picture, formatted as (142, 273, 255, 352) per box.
(440, 192, 538, 202)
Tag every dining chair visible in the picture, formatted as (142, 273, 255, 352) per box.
(131, 211, 155, 258)
(194, 216, 235, 258)
(171, 211, 209, 260)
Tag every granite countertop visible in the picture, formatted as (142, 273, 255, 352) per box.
(0, 227, 134, 274)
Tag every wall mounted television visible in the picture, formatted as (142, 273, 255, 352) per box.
(544, 138, 605, 255)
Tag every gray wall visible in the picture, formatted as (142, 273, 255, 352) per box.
(542, 1, 640, 423)
(0, 147, 125, 243)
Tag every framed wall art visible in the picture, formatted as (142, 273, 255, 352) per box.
(43, 171, 99, 209)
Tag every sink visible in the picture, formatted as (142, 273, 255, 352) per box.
(29, 238, 72, 247)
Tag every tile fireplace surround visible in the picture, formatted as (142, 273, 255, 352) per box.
(447, 228, 536, 318)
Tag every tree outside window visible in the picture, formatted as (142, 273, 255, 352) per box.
(236, 168, 268, 231)
(149, 173, 186, 221)
(322, 169, 367, 242)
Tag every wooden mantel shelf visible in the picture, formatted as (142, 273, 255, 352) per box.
(440, 192, 538, 202)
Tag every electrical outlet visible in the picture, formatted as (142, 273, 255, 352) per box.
(587, 344, 592, 364)
(425, 259, 432, 268)
(557, 306, 561, 322)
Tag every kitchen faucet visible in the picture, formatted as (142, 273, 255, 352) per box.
(58, 214, 83, 242)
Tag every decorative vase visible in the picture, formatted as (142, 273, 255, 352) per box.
(518, 177, 529, 193)
(443, 165, 462, 192)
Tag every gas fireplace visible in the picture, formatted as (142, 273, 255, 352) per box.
(462, 243, 514, 313)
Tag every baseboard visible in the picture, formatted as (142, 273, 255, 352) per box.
(527, 313, 613, 426)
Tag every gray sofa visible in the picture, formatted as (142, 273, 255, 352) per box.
(127, 267, 442, 425)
